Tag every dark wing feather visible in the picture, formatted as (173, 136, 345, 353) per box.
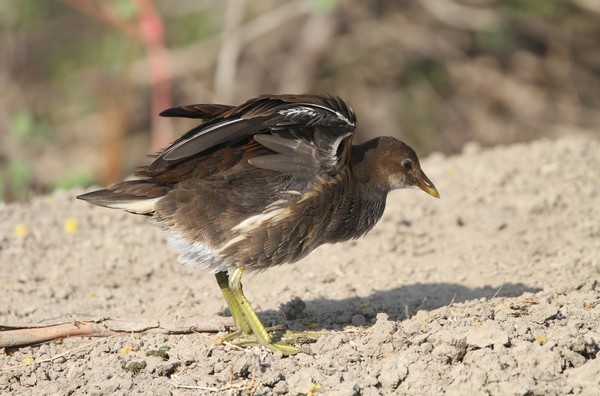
(148, 94, 356, 178)
(159, 103, 235, 120)
(159, 117, 267, 163)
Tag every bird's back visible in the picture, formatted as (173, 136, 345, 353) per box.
(78, 94, 360, 272)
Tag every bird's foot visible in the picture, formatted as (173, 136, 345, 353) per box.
(267, 328, 323, 354)
(227, 336, 306, 355)
(279, 331, 324, 344)
(218, 327, 321, 355)
(221, 329, 246, 343)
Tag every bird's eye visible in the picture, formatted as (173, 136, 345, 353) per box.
(402, 160, 412, 170)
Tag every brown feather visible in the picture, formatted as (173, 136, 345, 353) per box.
(77, 95, 438, 275)
(159, 103, 235, 119)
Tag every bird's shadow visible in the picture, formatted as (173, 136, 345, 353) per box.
(257, 282, 541, 331)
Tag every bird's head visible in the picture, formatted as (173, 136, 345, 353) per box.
(352, 136, 440, 198)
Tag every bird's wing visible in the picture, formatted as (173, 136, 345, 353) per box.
(149, 94, 357, 178)
(159, 103, 235, 120)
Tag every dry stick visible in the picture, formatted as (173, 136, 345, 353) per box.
(214, 0, 246, 103)
(0, 321, 115, 349)
(277, 9, 336, 93)
(172, 383, 246, 392)
(491, 282, 505, 299)
(0, 316, 234, 348)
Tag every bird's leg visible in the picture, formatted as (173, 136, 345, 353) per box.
(215, 271, 251, 335)
(228, 267, 271, 343)
(228, 267, 302, 355)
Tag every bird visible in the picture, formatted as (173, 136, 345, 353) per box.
(77, 94, 439, 354)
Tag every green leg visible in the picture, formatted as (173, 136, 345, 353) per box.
(228, 267, 302, 355)
(215, 271, 251, 335)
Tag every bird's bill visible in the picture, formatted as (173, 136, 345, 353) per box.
(417, 173, 440, 198)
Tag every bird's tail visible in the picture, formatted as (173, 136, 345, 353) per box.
(77, 180, 170, 215)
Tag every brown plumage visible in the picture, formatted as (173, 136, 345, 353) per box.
(78, 94, 439, 354)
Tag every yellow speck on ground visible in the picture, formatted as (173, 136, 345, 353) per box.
(306, 382, 322, 396)
(21, 357, 35, 365)
(120, 346, 133, 354)
(14, 224, 28, 237)
(535, 336, 548, 345)
(64, 218, 79, 233)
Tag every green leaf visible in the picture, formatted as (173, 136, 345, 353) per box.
(146, 346, 170, 360)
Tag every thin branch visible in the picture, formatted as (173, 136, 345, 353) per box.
(0, 316, 234, 348)
(134, 0, 174, 151)
(215, 0, 246, 102)
(420, 0, 501, 31)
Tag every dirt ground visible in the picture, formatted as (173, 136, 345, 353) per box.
(1, 136, 599, 395)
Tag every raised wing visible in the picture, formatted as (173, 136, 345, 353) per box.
(159, 103, 235, 120)
(149, 94, 357, 178)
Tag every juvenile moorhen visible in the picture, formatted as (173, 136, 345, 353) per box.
(78, 94, 439, 354)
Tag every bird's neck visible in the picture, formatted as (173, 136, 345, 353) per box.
(315, 170, 388, 244)
(349, 140, 393, 194)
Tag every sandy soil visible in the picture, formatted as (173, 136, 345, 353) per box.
(1, 136, 599, 395)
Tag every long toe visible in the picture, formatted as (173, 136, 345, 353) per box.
(266, 341, 305, 355)
(280, 331, 323, 344)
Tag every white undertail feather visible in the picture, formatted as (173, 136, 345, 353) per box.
(106, 197, 161, 214)
(162, 229, 230, 273)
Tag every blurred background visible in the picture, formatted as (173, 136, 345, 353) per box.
(1, 0, 598, 201)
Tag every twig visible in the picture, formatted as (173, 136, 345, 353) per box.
(277, 8, 337, 93)
(491, 282, 505, 299)
(420, 0, 501, 31)
(215, 0, 246, 103)
(447, 293, 457, 307)
(171, 380, 248, 392)
(0, 316, 233, 348)
(221, 340, 246, 351)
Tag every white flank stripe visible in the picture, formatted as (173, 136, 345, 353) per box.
(218, 207, 287, 253)
(231, 208, 286, 232)
(217, 235, 246, 252)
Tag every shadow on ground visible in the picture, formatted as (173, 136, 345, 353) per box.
(257, 282, 541, 331)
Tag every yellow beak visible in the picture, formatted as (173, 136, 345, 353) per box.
(417, 174, 440, 198)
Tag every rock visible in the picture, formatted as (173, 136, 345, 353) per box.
(466, 322, 510, 349)
(378, 355, 408, 390)
(351, 314, 367, 326)
(529, 302, 559, 324)
(329, 381, 360, 396)
(155, 361, 180, 377)
(287, 367, 326, 396)
(280, 297, 307, 320)
(370, 313, 397, 344)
